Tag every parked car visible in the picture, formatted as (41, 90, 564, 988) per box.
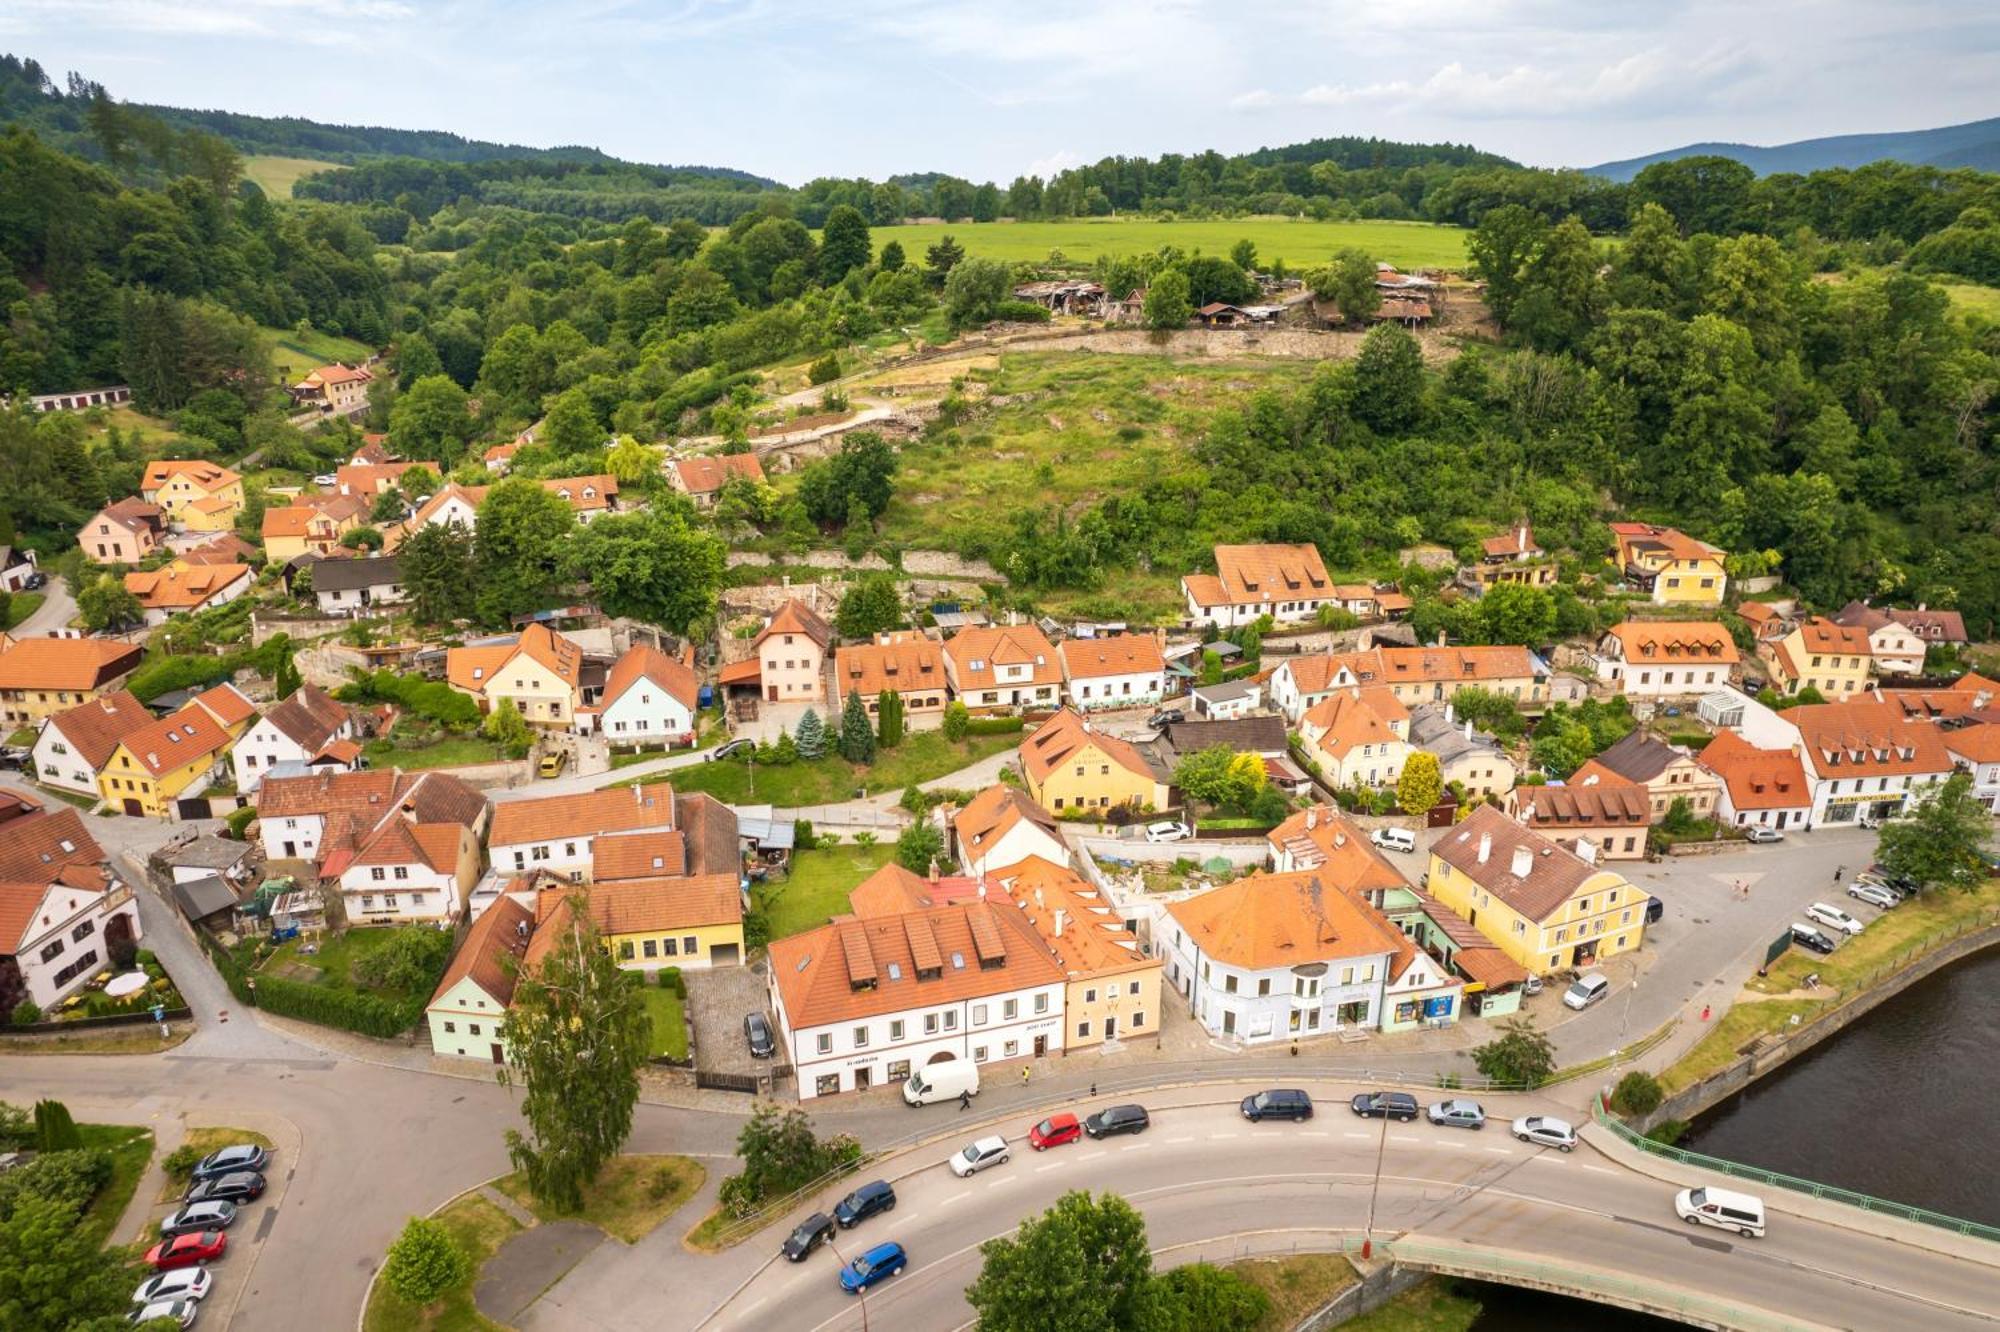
(1645, 896, 1665, 924)
(129, 1299, 199, 1328)
(1427, 1099, 1486, 1130)
(903, 1059, 979, 1106)
(1743, 826, 1784, 844)
(1083, 1104, 1151, 1139)
(833, 1180, 896, 1229)
(184, 1172, 264, 1205)
(1144, 820, 1192, 843)
(1145, 709, 1184, 729)
(838, 1241, 907, 1293)
(1350, 1091, 1419, 1122)
(781, 1213, 836, 1262)
(311, 474, 337, 487)
(1805, 902, 1864, 936)
(1847, 882, 1899, 910)
(1521, 974, 1543, 997)
(1369, 827, 1417, 854)
(159, 1201, 236, 1238)
(133, 1270, 213, 1305)
(1789, 923, 1837, 955)
(1675, 1186, 1766, 1238)
(21, 570, 45, 591)
(190, 1145, 268, 1182)
(1563, 973, 1611, 1010)
(1240, 1089, 1314, 1123)
(1510, 1116, 1577, 1151)
(537, 752, 564, 778)
(1861, 865, 1917, 896)
(145, 1231, 226, 1271)
(709, 738, 755, 761)
(743, 1012, 775, 1058)
(948, 1135, 1010, 1178)
(1029, 1113, 1082, 1150)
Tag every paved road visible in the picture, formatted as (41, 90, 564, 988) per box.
(15, 573, 74, 636)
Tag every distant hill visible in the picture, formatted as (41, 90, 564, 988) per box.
(1586, 116, 2000, 181)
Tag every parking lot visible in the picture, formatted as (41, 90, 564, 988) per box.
(686, 961, 779, 1079)
(132, 1136, 288, 1327)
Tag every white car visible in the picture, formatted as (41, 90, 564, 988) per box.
(1369, 827, 1417, 854)
(1144, 820, 1191, 844)
(310, 474, 337, 487)
(133, 1270, 212, 1305)
(1847, 882, 1898, 910)
(1743, 826, 1783, 844)
(1511, 1115, 1577, 1151)
(130, 1298, 200, 1328)
(1805, 902, 1864, 936)
(948, 1135, 1010, 1178)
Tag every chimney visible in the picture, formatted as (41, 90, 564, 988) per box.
(1464, 719, 1474, 740)
(927, 857, 940, 884)
(1477, 833, 1492, 864)
(1445, 702, 1455, 725)
(1436, 631, 1447, 648)
(1517, 524, 1528, 554)
(977, 878, 987, 901)
(1576, 838, 1598, 865)
(1510, 844, 1534, 878)
(1333, 830, 1346, 848)
(1053, 908, 1066, 937)
(1034, 886, 1045, 909)
(1305, 807, 1317, 830)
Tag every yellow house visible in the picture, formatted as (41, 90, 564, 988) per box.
(261, 494, 367, 563)
(0, 638, 145, 727)
(1018, 708, 1168, 817)
(98, 703, 236, 817)
(992, 855, 1164, 1050)
(546, 874, 746, 970)
(1424, 805, 1647, 976)
(446, 623, 584, 728)
(141, 460, 246, 528)
(1761, 617, 1873, 698)
(1610, 522, 1728, 606)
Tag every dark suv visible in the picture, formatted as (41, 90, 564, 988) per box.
(1240, 1089, 1314, 1123)
(185, 1171, 265, 1205)
(744, 1012, 775, 1058)
(1350, 1091, 1419, 1121)
(191, 1144, 269, 1181)
(1083, 1104, 1150, 1139)
(834, 1179, 896, 1229)
(781, 1212, 835, 1262)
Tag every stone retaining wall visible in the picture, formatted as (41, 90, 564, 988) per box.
(1299, 1262, 1429, 1331)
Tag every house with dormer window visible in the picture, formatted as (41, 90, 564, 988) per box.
(1182, 543, 1335, 628)
(941, 624, 1061, 713)
(835, 631, 947, 725)
(446, 623, 586, 727)
(1593, 621, 1740, 698)
(1609, 523, 1728, 606)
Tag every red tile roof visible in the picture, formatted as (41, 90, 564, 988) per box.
(673, 453, 765, 495)
(1697, 731, 1811, 811)
(490, 783, 675, 847)
(1166, 869, 1404, 970)
(0, 639, 144, 691)
(1058, 634, 1165, 680)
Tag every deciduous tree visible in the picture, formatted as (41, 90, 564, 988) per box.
(966, 1190, 1158, 1332)
(388, 374, 474, 464)
(1397, 751, 1443, 818)
(835, 574, 903, 638)
(894, 817, 943, 873)
(1143, 268, 1192, 330)
(474, 479, 576, 626)
(564, 508, 725, 635)
(1472, 1016, 1556, 1087)
(1878, 772, 1991, 893)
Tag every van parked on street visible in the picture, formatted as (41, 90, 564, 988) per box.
(904, 1059, 979, 1106)
(1562, 973, 1610, 1010)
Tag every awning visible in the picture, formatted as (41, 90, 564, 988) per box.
(1454, 946, 1529, 991)
(718, 658, 762, 685)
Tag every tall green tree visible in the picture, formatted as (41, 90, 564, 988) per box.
(818, 205, 871, 285)
(1471, 1016, 1556, 1087)
(793, 708, 826, 760)
(541, 387, 602, 457)
(798, 431, 896, 528)
(474, 479, 576, 626)
(1877, 773, 1991, 893)
(1397, 750, 1443, 817)
(564, 508, 725, 634)
(966, 1190, 1159, 1332)
(1143, 268, 1193, 330)
(1308, 246, 1379, 323)
(398, 520, 476, 624)
(876, 689, 905, 748)
(499, 899, 650, 1212)
(0, 1194, 137, 1332)
(1352, 322, 1425, 434)
(835, 574, 903, 638)
(75, 575, 142, 632)
(894, 817, 943, 873)
(837, 691, 876, 764)
(389, 374, 474, 464)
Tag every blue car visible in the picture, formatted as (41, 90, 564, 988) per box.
(839, 1241, 907, 1293)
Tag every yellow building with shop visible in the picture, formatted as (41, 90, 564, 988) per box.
(1018, 708, 1168, 817)
(1424, 805, 1646, 976)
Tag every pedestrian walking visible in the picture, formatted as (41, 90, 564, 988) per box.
(1020, 1066, 1031, 1087)
(958, 1089, 971, 1112)
(1089, 1083, 1097, 1098)
(1701, 1003, 1712, 1022)
(1834, 865, 1844, 882)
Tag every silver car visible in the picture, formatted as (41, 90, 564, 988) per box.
(159, 1200, 236, 1238)
(1511, 1115, 1577, 1151)
(1427, 1099, 1486, 1130)
(948, 1135, 1010, 1178)
(1847, 882, 1898, 910)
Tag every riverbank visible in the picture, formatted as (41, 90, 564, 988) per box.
(1641, 880, 2000, 1131)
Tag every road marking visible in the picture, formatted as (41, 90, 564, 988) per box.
(986, 1177, 1010, 1189)
(1119, 1143, 1146, 1152)
(1298, 1131, 1329, 1138)
(940, 1192, 967, 1206)
(1343, 1131, 1371, 1140)
(1034, 1162, 1063, 1173)
(739, 1297, 766, 1317)
(1580, 1164, 1618, 1176)
(1482, 1147, 1512, 1155)
(1164, 1135, 1194, 1144)
(1208, 1132, 1241, 1141)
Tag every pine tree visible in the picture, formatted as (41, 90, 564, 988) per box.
(33, 1099, 80, 1151)
(876, 689, 905, 748)
(838, 691, 876, 764)
(794, 708, 827, 760)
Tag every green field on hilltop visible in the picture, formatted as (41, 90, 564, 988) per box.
(863, 218, 1470, 270)
(260, 324, 375, 380)
(242, 155, 344, 199)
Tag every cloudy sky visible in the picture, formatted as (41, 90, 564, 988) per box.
(5, 0, 1997, 183)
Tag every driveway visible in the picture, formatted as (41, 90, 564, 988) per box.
(687, 962, 778, 1080)
(14, 573, 73, 636)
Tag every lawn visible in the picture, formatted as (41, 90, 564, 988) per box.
(861, 218, 1470, 270)
(76, 1122, 154, 1248)
(4, 592, 44, 630)
(494, 1155, 705, 1244)
(362, 733, 507, 771)
(663, 730, 1017, 806)
(1223, 1253, 1357, 1331)
(1337, 1278, 1484, 1331)
(1659, 999, 1827, 1093)
(1941, 282, 2000, 320)
(753, 845, 897, 940)
(261, 324, 376, 382)
(263, 929, 440, 1003)
(242, 155, 343, 199)
(361, 1192, 520, 1332)
(640, 985, 688, 1061)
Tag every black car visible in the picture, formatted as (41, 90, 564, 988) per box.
(1645, 896, 1665, 924)
(1241, 1089, 1314, 1123)
(781, 1212, 836, 1262)
(1145, 709, 1184, 729)
(158, 1200, 236, 1238)
(185, 1170, 265, 1205)
(1083, 1104, 1150, 1139)
(191, 1144, 269, 1181)
(710, 738, 755, 762)
(1790, 924, 1836, 955)
(744, 1012, 775, 1058)
(1350, 1091, 1419, 1121)
(22, 571, 45, 590)
(834, 1179, 896, 1229)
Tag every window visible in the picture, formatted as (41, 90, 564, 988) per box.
(71, 919, 94, 943)
(1224, 975, 1238, 994)
(944, 1011, 958, 1030)
(1128, 981, 1141, 995)
(1132, 1011, 1145, 1029)
(1257, 977, 1271, 997)
(1077, 1020, 1092, 1038)
(443, 1021, 455, 1033)
(889, 1020, 905, 1041)
(643, 939, 657, 958)
(924, 1013, 938, 1035)
(370, 867, 386, 882)
(973, 1045, 989, 1062)
(1002, 998, 1018, 1020)
(816, 1033, 833, 1054)
(469, 1023, 481, 1036)
(1004, 1040, 1018, 1057)
(663, 938, 678, 956)
(887, 1060, 911, 1082)
(852, 1026, 869, 1048)
(1084, 987, 1097, 1003)
(816, 1074, 840, 1096)
(394, 866, 409, 881)
(1033, 993, 1048, 1014)
(972, 1003, 988, 1025)
(684, 936, 698, 954)
(619, 941, 635, 959)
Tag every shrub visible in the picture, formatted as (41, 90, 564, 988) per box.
(792, 819, 818, 851)
(1611, 1070, 1666, 1117)
(225, 807, 257, 840)
(964, 716, 1024, 736)
(382, 1216, 472, 1304)
(1646, 1118, 1691, 1146)
(0, 1148, 111, 1222)
(941, 700, 969, 742)
(10, 1001, 42, 1026)
(162, 1145, 204, 1180)
(647, 1165, 680, 1200)
(806, 353, 841, 385)
(33, 1100, 79, 1150)
(353, 927, 456, 995)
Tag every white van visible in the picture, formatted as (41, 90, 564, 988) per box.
(1562, 972, 1611, 1010)
(1370, 827, 1417, 854)
(903, 1059, 980, 1106)
(1675, 1186, 1766, 1238)
(1145, 820, 1192, 843)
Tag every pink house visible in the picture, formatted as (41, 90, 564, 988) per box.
(78, 499, 166, 565)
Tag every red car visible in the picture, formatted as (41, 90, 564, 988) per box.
(1028, 1113, 1082, 1151)
(146, 1230, 226, 1270)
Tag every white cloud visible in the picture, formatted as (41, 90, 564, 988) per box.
(1229, 88, 1276, 111)
(1294, 45, 1764, 120)
(1023, 149, 1082, 180)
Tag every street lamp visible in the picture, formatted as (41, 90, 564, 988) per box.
(826, 1239, 871, 1332)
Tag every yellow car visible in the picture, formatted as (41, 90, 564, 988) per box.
(537, 753, 564, 778)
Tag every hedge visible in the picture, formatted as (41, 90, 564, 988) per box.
(965, 716, 1025, 736)
(198, 932, 423, 1039)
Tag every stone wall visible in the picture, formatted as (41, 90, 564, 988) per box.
(1299, 1262, 1429, 1331)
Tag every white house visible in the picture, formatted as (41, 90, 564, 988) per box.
(307, 555, 407, 617)
(1058, 634, 1168, 712)
(255, 768, 487, 867)
(232, 685, 356, 791)
(487, 783, 677, 881)
(426, 895, 535, 1064)
(1737, 697, 1955, 826)
(1181, 543, 1336, 629)
(1191, 678, 1263, 720)
(767, 900, 1068, 1099)
(32, 691, 152, 800)
(1161, 869, 1403, 1043)
(951, 785, 1070, 878)
(1593, 621, 1740, 698)
(1698, 731, 1815, 833)
(1831, 603, 1929, 676)
(1295, 689, 1410, 789)
(0, 801, 141, 1012)
(576, 643, 699, 743)
(335, 814, 482, 925)
(1943, 724, 2000, 813)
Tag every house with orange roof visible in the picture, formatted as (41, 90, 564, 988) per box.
(951, 784, 1069, 877)
(940, 623, 1061, 713)
(173, 534, 260, 569)
(1942, 722, 2000, 813)
(1738, 696, 1955, 826)
(254, 767, 488, 873)
(260, 492, 368, 562)
(77, 498, 165, 565)
(401, 475, 621, 543)
(140, 459, 245, 528)
(1829, 602, 1928, 676)
(743, 599, 832, 705)
(542, 874, 745, 970)
(124, 563, 254, 625)
(1610, 522, 1728, 606)
(1593, 621, 1740, 698)
(1505, 780, 1652, 861)
(96, 702, 238, 818)
(1296, 688, 1410, 789)
(488, 782, 678, 880)
(577, 642, 700, 745)
(336, 460, 441, 497)
(426, 894, 534, 1063)
(834, 631, 948, 727)
(1264, 805, 1408, 892)
(1058, 633, 1167, 712)
(1181, 542, 1336, 629)
(1698, 730, 1814, 833)
(1270, 645, 1547, 723)
(0, 800, 140, 1011)
(446, 623, 587, 728)
(767, 895, 1069, 1098)
(1161, 868, 1445, 1041)
(0, 638, 145, 726)
(1760, 617, 1873, 698)
(335, 801, 484, 926)
(669, 453, 766, 508)
(1018, 709, 1168, 817)
(1570, 732, 1721, 824)
(289, 363, 374, 416)
(31, 691, 154, 800)
(231, 684, 357, 791)
(1465, 523, 1556, 594)
(988, 855, 1163, 1049)
(1736, 600, 1790, 644)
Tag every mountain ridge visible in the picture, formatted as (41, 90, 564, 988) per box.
(1586, 115, 2000, 180)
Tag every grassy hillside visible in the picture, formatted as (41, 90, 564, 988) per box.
(260, 325, 375, 382)
(242, 155, 343, 199)
(866, 218, 1469, 270)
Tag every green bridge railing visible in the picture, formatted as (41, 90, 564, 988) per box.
(1592, 1102, 2000, 1243)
